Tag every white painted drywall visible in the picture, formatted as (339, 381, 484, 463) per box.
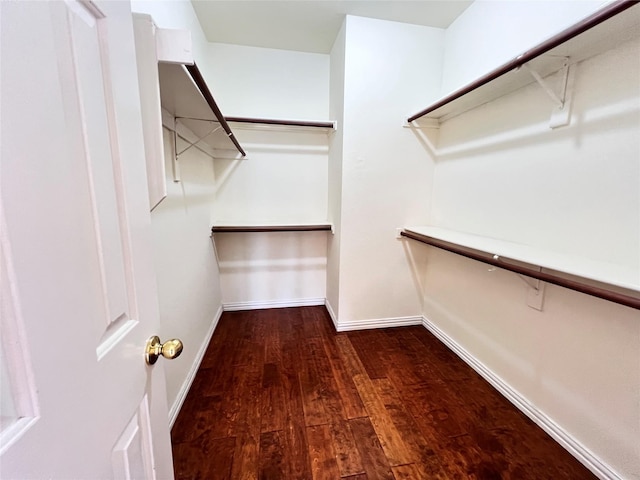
(326, 20, 347, 322)
(416, 4, 640, 476)
(203, 43, 330, 119)
(441, 0, 606, 95)
(199, 46, 330, 309)
(212, 129, 330, 309)
(131, 0, 208, 65)
(211, 128, 330, 308)
(150, 129, 223, 414)
(334, 16, 443, 325)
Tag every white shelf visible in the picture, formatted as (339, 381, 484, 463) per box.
(404, 226, 640, 293)
(211, 223, 333, 233)
(225, 117, 336, 133)
(408, 1, 640, 123)
(157, 63, 241, 153)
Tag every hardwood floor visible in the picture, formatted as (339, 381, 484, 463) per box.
(171, 306, 596, 479)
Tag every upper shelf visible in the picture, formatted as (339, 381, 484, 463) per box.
(158, 62, 246, 156)
(407, 0, 640, 124)
(225, 117, 336, 132)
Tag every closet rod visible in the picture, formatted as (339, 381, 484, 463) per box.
(401, 230, 640, 311)
(407, 0, 636, 123)
(212, 225, 332, 233)
(225, 117, 335, 129)
(184, 64, 247, 157)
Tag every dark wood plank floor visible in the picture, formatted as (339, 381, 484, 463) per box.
(171, 306, 596, 480)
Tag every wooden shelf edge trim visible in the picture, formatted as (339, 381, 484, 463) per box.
(407, 0, 637, 123)
(401, 230, 640, 311)
(184, 64, 247, 156)
(224, 116, 336, 130)
(211, 224, 333, 233)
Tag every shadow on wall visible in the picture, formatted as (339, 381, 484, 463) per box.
(407, 43, 640, 162)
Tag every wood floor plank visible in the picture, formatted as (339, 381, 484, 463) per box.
(352, 374, 414, 467)
(334, 334, 368, 377)
(258, 430, 286, 480)
(319, 327, 367, 420)
(298, 337, 330, 426)
(348, 331, 389, 380)
(172, 307, 598, 480)
(307, 424, 340, 480)
(374, 378, 449, 478)
(172, 435, 235, 480)
(328, 418, 366, 477)
(348, 417, 395, 480)
(260, 363, 286, 433)
(280, 323, 313, 480)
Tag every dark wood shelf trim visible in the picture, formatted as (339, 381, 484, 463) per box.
(401, 229, 640, 311)
(224, 116, 336, 130)
(407, 0, 637, 123)
(212, 224, 333, 233)
(184, 64, 247, 156)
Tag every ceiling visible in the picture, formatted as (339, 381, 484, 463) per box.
(191, 1, 473, 54)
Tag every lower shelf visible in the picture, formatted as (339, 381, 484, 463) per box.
(211, 223, 333, 233)
(403, 226, 640, 310)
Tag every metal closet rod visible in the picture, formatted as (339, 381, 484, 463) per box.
(211, 224, 332, 233)
(184, 64, 247, 157)
(407, 0, 637, 123)
(401, 230, 640, 311)
(224, 116, 335, 129)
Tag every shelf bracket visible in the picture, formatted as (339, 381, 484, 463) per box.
(175, 122, 222, 158)
(526, 277, 546, 311)
(523, 59, 575, 129)
(403, 118, 440, 129)
(171, 121, 221, 182)
(517, 270, 546, 311)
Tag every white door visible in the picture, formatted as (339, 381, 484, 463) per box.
(0, 1, 175, 478)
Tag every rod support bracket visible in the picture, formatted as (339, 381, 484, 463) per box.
(523, 59, 575, 129)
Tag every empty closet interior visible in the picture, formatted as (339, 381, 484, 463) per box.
(132, 2, 640, 479)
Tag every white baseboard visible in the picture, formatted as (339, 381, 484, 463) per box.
(337, 315, 423, 332)
(222, 297, 325, 311)
(421, 315, 621, 480)
(169, 305, 223, 427)
(324, 298, 339, 330)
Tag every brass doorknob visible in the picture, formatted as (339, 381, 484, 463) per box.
(145, 336, 183, 365)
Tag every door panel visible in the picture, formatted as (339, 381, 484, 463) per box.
(63, 0, 137, 353)
(112, 395, 156, 480)
(0, 1, 174, 477)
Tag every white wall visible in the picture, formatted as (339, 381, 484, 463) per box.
(200, 44, 331, 309)
(212, 128, 330, 309)
(131, 0, 225, 422)
(326, 20, 347, 321)
(131, 0, 209, 65)
(332, 16, 443, 327)
(150, 129, 223, 419)
(415, 3, 640, 477)
(203, 43, 329, 119)
(441, 0, 606, 94)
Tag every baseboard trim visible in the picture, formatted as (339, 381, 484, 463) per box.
(324, 298, 339, 331)
(337, 315, 423, 332)
(421, 315, 621, 480)
(169, 305, 223, 428)
(223, 297, 325, 311)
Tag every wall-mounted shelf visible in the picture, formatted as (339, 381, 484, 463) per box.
(158, 62, 246, 156)
(225, 116, 336, 133)
(407, 0, 640, 124)
(402, 226, 640, 310)
(211, 223, 333, 233)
